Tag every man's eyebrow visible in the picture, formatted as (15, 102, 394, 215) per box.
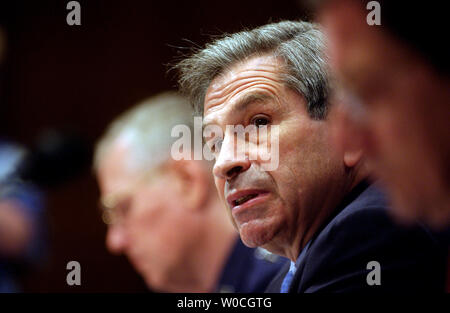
(232, 93, 273, 113)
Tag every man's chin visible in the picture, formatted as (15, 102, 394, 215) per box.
(238, 221, 274, 248)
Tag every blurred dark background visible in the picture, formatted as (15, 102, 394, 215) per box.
(0, 0, 308, 292)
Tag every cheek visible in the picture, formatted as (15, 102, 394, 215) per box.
(214, 178, 225, 200)
(128, 198, 188, 260)
(272, 125, 308, 193)
(127, 188, 178, 241)
(277, 123, 342, 196)
(278, 122, 328, 174)
(265, 151, 301, 220)
(270, 166, 300, 219)
(127, 203, 161, 248)
(278, 123, 303, 159)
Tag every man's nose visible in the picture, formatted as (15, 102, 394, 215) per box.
(106, 224, 128, 255)
(213, 134, 251, 180)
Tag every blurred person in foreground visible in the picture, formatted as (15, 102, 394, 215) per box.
(94, 92, 285, 292)
(175, 20, 448, 292)
(313, 0, 450, 229)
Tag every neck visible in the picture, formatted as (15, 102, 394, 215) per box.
(283, 164, 370, 262)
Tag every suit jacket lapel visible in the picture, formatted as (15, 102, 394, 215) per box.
(288, 239, 313, 293)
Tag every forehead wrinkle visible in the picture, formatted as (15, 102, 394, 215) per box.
(205, 58, 283, 103)
(205, 74, 283, 114)
(211, 67, 281, 98)
(231, 92, 274, 113)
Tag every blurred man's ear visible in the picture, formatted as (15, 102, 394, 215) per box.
(169, 159, 210, 211)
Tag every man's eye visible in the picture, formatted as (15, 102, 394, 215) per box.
(251, 115, 270, 127)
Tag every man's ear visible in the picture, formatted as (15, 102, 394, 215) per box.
(344, 149, 364, 168)
(169, 159, 210, 211)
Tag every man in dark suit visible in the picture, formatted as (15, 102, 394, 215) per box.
(175, 20, 448, 293)
(266, 181, 447, 292)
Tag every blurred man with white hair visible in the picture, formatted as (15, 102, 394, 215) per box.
(94, 91, 285, 292)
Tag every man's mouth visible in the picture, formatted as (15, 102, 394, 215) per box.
(227, 190, 269, 209)
(234, 194, 258, 206)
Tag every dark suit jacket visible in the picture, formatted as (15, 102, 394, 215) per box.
(216, 238, 287, 293)
(266, 181, 448, 292)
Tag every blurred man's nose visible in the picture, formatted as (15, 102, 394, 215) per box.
(213, 134, 251, 180)
(106, 224, 128, 255)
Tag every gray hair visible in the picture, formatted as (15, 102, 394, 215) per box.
(94, 92, 196, 173)
(174, 20, 330, 119)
